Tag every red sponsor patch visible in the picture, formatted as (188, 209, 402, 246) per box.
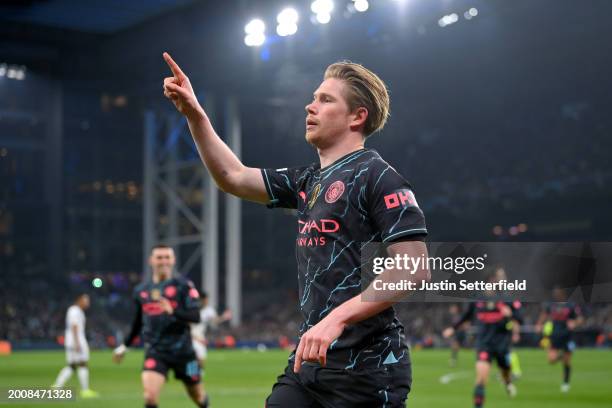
(139, 291, 149, 299)
(325, 181, 345, 204)
(164, 285, 177, 298)
(383, 189, 419, 210)
(189, 288, 199, 298)
(479, 351, 489, 361)
(144, 358, 157, 369)
(298, 191, 306, 202)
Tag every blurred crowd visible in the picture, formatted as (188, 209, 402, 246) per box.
(2, 262, 612, 350)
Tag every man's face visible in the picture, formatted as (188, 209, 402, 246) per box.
(149, 247, 175, 279)
(304, 78, 354, 147)
(79, 295, 90, 310)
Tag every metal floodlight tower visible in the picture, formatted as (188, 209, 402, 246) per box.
(142, 95, 243, 325)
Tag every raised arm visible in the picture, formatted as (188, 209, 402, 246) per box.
(162, 52, 268, 203)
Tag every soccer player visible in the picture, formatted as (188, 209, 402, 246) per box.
(162, 53, 429, 407)
(190, 291, 232, 368)
(536, 287, 583, 392)
(112, 245, 208, 408)
(447, 303, 466, 367)
(443, 273, 522, 408)
(52, 293, 99, 398)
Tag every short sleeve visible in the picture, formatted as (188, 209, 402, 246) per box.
(366, 161, 427, 242)
(261, 166, 311, 209)
(180, 279, 201, 311)
(67, 307, 80, 326)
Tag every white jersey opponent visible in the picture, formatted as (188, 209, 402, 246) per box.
(64, 305, 89, 363)
(191, 306, 218, 360)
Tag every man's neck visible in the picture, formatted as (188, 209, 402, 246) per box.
(152, 273, 170, 284)
(317, 136, 365, 169)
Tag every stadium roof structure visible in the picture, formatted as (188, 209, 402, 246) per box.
(0, 0, 198, 34)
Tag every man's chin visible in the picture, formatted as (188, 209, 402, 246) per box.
(305, 130, 322, 146)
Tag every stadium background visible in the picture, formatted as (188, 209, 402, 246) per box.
(1, 0, 611, 406)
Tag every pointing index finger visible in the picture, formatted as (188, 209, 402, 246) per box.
(163, 52, 185, 79)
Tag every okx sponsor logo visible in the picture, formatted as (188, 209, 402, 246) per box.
(384, 189, 419, 210)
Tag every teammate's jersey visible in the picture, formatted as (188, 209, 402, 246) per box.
(64, 305, 87, 348)
(262, 148, 427, 370)
(454, 300, 522, 350)
(133, 276, 200, 356)
(190, 306, 218, 340)
(546, 302, 581, 337)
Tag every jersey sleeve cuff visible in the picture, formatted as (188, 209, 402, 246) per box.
(383, 228, 428, 243)
(260, 169, 280, 208)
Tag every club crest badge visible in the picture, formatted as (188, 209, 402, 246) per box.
(151, 288, 161, 301)
(325, 181, 345, 204)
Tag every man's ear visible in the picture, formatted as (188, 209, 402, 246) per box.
(349, 107, 368, 132)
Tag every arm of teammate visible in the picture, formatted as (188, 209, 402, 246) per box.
(162, 52, 267, 203)
(443, 303, 475, 338)
(293, 240, 429, 372)
(72, 324, 81, 353)
(113, 299, 142, 363)
(159, 297, 200, 323)
(535, 309, 549, 333)
(510, 301, 523, 343)
(567, 305, 583, 330)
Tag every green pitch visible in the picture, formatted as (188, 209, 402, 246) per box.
(1, 348, 610, 407)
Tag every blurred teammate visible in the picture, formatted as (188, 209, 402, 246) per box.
(536, 287, 583, 392)
(112, 245, 208, 408)
(447, 304, 466, 367)
(52, 293, 99, 398)
(163, 53, 429, 407)
(443, 271, 522, 408)
(190, 291, 232, 368)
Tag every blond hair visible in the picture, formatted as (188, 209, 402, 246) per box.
(324, 61, 390, 137)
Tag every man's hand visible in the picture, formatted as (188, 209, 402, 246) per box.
(512, 332, 521, 344)
(220, 309, 232, 322)
(162, 52, 204, 120)
(112, 344, 126, 364)
(293, 314, 346, 373)
(159, 298, 174, 315)
(442, 327, 455, 339)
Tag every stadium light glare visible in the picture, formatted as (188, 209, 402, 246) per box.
(316, 12, 331, 24)
(354, 0, 369, 13)
(277, 8, 299, 25)
(0, 64, 6, 77)
(244, 32, 266, 47)
(245, 18, 265, 35)
(449, 13, 458, 23)
(311, 0, 334, 15)
(469, 7, 478, 17)
(277, 23, 298, 36)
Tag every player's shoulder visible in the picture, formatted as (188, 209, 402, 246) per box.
(359, 150, 407, 182)
(133, 281, 148, 293)
(67, 304, 80, 314)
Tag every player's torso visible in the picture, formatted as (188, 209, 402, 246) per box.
(293, 152, 381, 327)
(290, 151, 409, 370)
(64, 306, 86, 345)
(474, 301, 511, 344)
(550, 303, 574, 333)
(137, 278, 193, 354)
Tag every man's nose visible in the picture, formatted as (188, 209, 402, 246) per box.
(305, 102, 316, 114)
